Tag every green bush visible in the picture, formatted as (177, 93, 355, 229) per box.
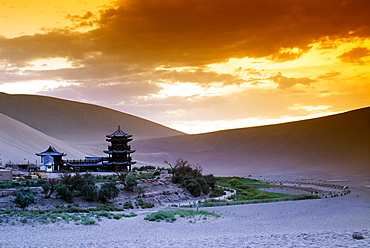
(81, 184, 98, 202)
(98, 181, 119, 203)
(144, 210, 220, 223)
(56, 184, 74, 203)
(210, 187, 226, 198)
(41, 179, 58, 198)
(124, 177, 138, 192)
(227, 178, 240, 187)
(123, 201, 134, 209)
(12, 188, 36, 210)
(136, 199, 154, 209)
(184, 179, 202, 197)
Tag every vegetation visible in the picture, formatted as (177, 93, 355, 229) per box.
(144, 209, 220, 223)
(123, 176, 138, 192)
(209, 186, 226, 198)
(12, 188, 36, 210)
(135, 199, 154, 209)
(0, 205, 136, 226)
(41, 179, 58, 198)
(0, 179, 45, 189)
(56, 184, 74, 203)
(98, 181, 119, 203)
(81, 184, 98, 202)
(165, 158, 216, 197)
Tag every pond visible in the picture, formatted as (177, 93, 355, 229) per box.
(257, 187, 308, 195)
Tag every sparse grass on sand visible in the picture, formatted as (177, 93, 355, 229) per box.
(0, 205, 137, 226)
(144, 209, 220, 223)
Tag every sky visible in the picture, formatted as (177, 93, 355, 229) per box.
(0, 0, 369, 134)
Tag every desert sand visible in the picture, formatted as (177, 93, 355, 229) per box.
(1, 176, 369, 248)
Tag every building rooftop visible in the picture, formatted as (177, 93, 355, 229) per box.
(36, 146, 66, 156)
(106, 125, 132, 138)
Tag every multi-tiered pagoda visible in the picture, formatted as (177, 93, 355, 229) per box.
(103, 125, 136, 171)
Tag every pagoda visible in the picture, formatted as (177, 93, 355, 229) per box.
(103, 125, 136, 171)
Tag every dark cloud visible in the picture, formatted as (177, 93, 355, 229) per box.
(270, 72, 317, 90)
(0, 0, 369, 67)
(338, 47, 370, 65)
(317, 72, 341, 80)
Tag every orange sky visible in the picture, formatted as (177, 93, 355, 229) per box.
(0, 0, 369, 133)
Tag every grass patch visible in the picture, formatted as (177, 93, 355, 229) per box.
(216, 177, 269, 186)
(144, 209, 220, 223)
(0, 205, 136, 225)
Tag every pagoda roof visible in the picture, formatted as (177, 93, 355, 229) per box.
(36, 146, 66, 156)
(106, 125, 132, 138)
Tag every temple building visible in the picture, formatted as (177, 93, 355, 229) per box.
(103, 125, 136, 171)
(36, 146, 66, 172)
(60, 125, 136, 172)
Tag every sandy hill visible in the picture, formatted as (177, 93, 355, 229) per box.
(0, 113, 93, 164)
(0, 92, 184, 146)
(135, 108, 370, 183)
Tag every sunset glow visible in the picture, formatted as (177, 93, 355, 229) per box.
(0, 0, 369, 133)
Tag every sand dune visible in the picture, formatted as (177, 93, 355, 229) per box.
(1, 92, 368, 185)
(0, 113, 93, 163)
(0, 92, 184, 145)
(135, 108, 370, 183)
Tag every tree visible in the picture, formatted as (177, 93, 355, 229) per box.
(124, 176, 138, 192)
(228, 178, 240, 187)
(98, 181, 119, 203)
(12, 188, 36, 210)
(134, 186, 146, 198)
(81, 184, 98, 202)
(41, 178, 58, 198)
(164, 159, 212, 197)
(56, 183, 74, 203)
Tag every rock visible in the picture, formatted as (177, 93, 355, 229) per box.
(352, 232, 365, 240)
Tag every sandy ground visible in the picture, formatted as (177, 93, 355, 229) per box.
(1, 185, 369, 248)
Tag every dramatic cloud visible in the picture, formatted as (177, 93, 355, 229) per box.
(270, 72, 316, 90)
(0, 0, 369, 133)
(338, 47, 370, 65)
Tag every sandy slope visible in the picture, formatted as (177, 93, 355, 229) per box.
(1, 194, 369, 247)
(0, 113, 93, 163)
(0, 92, 185, 145)
(135, 108, 370, 185)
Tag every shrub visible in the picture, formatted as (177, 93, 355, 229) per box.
(81, 184, 98, 202)
(56, 184, 74, 203)
(41, 179, 58, 198)
(124, 177, 138, 192)
(196, 177, 210, 195)
(203, 174, 216, 189)
(144, 210, 220, 223)
(210, 187, 226, 198)
(136, 199, 154, 209)
(98, 181, 119, 203)
(12, 188, 36, 210)
(123, 201, 134, 209)
(228, 178, 240, 187)
(184, 179, 202, 197)
(153, 170, 161, 176)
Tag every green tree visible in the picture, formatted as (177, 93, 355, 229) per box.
(98, 181, 119, 203)
(41, 178, 58, 198)
(81, 184, 98, 202)
(228, 178, 240, 187)
(56, 183, 74, 203)
(124, 177, 138, 192)
(12, 188, 36, 210)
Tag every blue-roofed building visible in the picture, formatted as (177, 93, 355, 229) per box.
(36, 146, 66, 172)
(62, 126, 136, 172)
